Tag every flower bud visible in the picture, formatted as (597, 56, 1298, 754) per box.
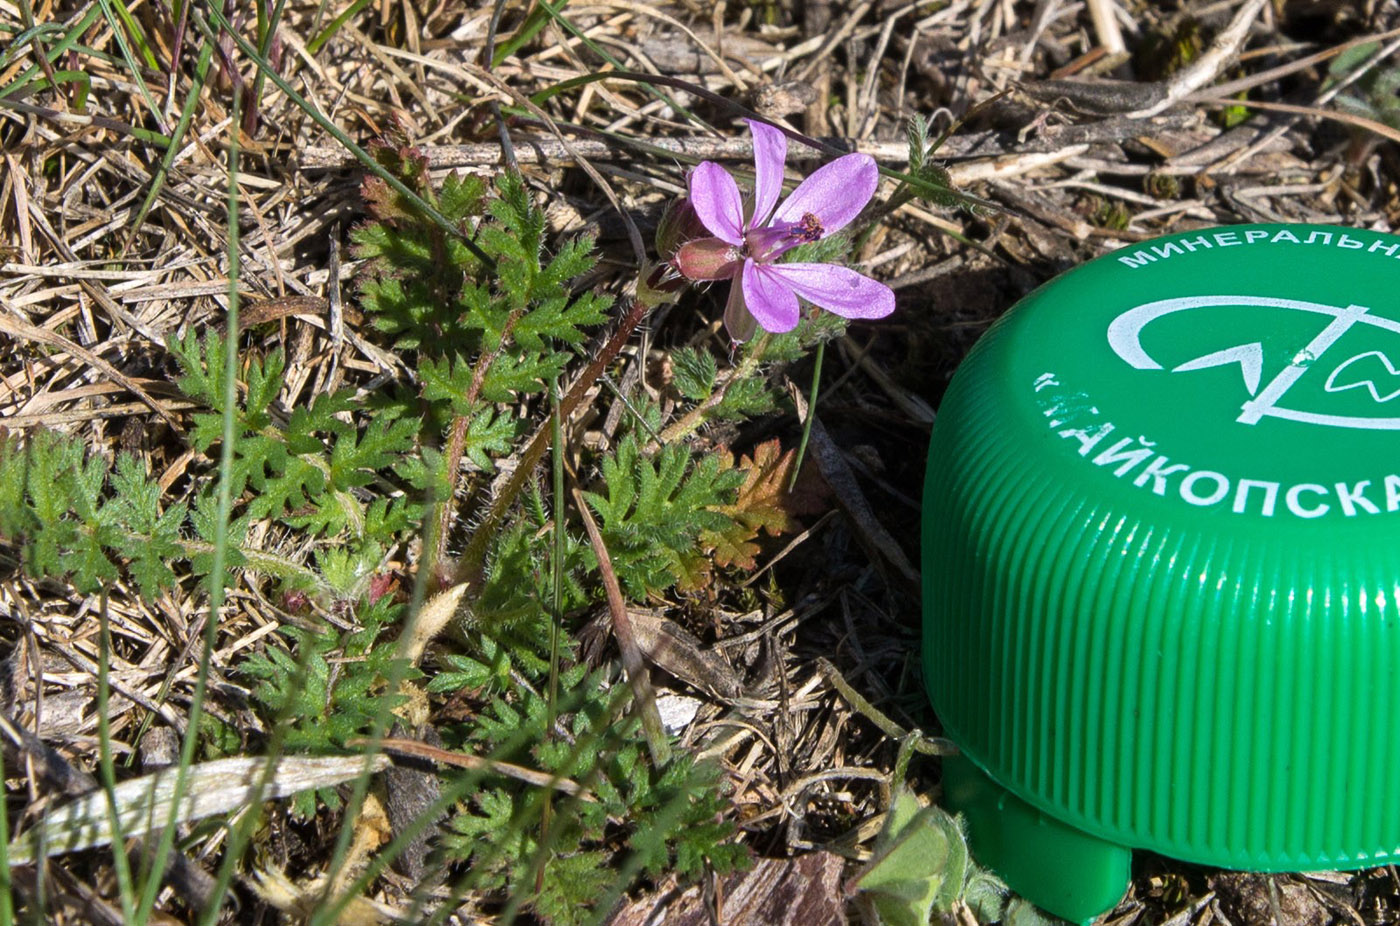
(654, 195, 708, 259)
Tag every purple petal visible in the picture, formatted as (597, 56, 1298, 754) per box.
(688, 162, 744, 245)
(746, 120, 787, 228)
(741, 260, 801, 333)
(675, 237, 741, 281)
(723, 279, 759, 343)
(763, 262, 895, 320)
(772, 153, 877, 234)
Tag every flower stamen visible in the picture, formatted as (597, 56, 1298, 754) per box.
(794, 212, 824, 243)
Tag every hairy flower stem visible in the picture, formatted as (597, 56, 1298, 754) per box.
(175, 538, 327, 592)
(454, 295, 651, 591)
(431, 310, 523, 571)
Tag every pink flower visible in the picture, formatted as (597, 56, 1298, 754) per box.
(675, 120, 896, 342)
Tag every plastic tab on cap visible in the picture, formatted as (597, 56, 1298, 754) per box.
(943, 755, 1130, 925)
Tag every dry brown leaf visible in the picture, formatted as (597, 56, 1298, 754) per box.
(707, 438, 799, 571)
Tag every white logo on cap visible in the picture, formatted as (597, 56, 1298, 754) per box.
(1107, 296, 1400, 430)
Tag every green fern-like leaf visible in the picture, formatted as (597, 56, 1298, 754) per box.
(532, 851, 613, 926)
(168, 328, 228, 410)
(513, 286, 611, 351)
(174, 333, 420, 540)
(583, 436, 744, 599)
(671, 347, 717, 401)
(0, 432, 189, 598)
(106, 455, 186, 597)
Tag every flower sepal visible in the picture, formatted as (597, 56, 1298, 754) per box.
(675, 237, 742, 282)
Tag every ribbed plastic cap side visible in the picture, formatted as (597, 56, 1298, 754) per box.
(923, 224, 1400, 870)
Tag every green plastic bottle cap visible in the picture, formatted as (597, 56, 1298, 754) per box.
(922, 224, 1400, 923)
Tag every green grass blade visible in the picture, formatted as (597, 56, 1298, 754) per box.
(137, 74, 246, 926)
(490, 0, 568, 66)
(0, 3, 103, 101)
(93, 0, 166, 132)
(23, 70, 92, 109)
(244, 0, 291, 134)
(0, 22, 67, 69)
(102, 0, 159, 70)
(96, 593, 140, 924)
(528, 0, 707, 130)
(306, 0, 371, 55)
(120, 34, 215, 254)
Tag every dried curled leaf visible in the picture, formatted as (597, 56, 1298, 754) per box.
(704, 439, 799, 571)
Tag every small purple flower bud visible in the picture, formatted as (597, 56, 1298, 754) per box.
(655, 195, 709, 259)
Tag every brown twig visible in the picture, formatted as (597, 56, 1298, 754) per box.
(298, 135, 916, 170)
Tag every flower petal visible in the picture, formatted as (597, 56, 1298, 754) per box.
(746, 119, 787, 228)
(723, 279, 759, 343)
(741, 260, 801, 333)
(772, 153, 877, 234)
(675, 237, 741, 281)
(763, 262, 896, 320)
(688, 162, 745, 245)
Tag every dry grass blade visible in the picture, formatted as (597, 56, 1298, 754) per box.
(573, 486, 671, 767)
(8, 754, 391, 865)
(352, 736, 597, 800)
(0, 312, 182, 430)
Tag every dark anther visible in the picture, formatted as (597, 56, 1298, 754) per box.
(793, 212, 824, 242)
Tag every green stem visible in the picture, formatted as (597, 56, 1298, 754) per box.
(161, 85, 244, 926)
(789, 339, 824, 491)
(432, 309, 523, 569)
(172, 537, 326, 591)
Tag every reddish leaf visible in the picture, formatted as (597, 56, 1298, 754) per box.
(703, 439, 799, 571)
